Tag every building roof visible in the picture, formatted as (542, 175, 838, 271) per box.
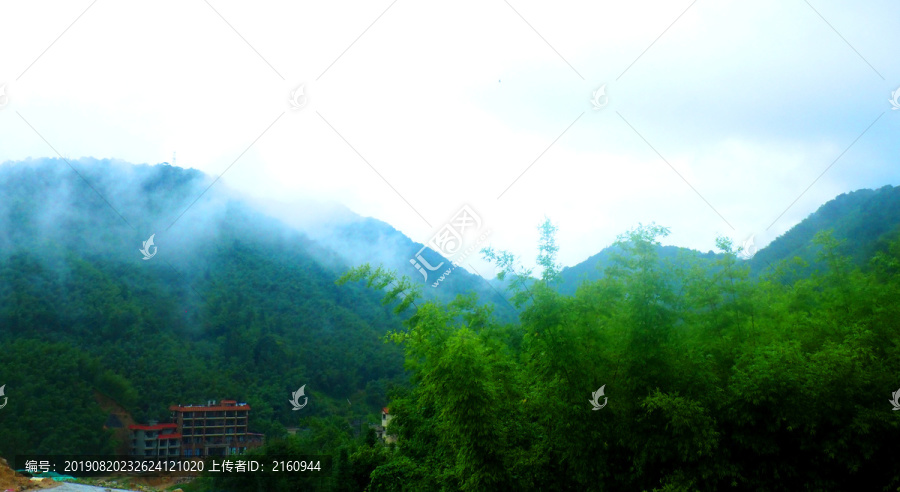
(169, 403, 251, 412)
(128, 423, 177, 431)
(382, 407, 389, 414)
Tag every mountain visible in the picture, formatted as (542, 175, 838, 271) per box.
(0, 157, 411, 455)
(0, 156, 527, 456)
(558, 244, 720, 296)
(749, 185, 900, 276)
(249, 198, 519, 323)
(3, 158, 899, 490)
(554, 185, 900, 292)
(300, 215, 517, 321)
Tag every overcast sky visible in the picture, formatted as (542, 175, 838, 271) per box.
(2, 0, 899, 274)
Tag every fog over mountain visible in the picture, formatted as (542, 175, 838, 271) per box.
(3, 0, 900, 488)
(4, 157, 898, 313)
(0, 157, 521, 326)
(2, 156, 900, 490)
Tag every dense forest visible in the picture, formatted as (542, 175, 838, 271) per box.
(1, 159, 899, 490)
(0, 159, 414, 455)
(207, 221, 900, 491)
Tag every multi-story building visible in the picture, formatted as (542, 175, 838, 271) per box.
(128, 399, 264, 457)
(169, 399, 265, 457)
(128, 421, 181, 457)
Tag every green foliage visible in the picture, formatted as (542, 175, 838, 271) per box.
(0, 340, 116, 455)
(0, 235, 406, 456)
(338, 220, 900, 491)
(536, 216, 562, 285)
(4, 159, 900, 490)
(751, 185, 900, 278)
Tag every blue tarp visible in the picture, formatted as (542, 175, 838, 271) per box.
(14, 470, 76, 481)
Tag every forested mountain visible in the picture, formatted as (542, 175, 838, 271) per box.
(557, 184, 900, 294)
(558, 244, 720, 296)
(2, 158, 899, 491)
(0, 157, 416, 455)
(750, 185, 900, 277)
(285, 212, 519, 323)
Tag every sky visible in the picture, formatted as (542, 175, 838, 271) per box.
(1, 0, 899, 275)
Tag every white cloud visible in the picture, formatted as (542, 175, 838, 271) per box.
(1, 0, 899, 276)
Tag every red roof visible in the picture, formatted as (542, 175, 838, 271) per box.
(158, 433, 182, 440)
(129, 423, 177, 431)
(221, 400, 237, 404)
(382, 407, 389, 414)
(169, 404, 251, 412)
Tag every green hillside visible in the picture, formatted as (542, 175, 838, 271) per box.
(2, 158, 899, 490)
(0, 158, 408, 456)
(750, 185, 900, 278)
(557, 185, 900, 293)
(312, 222, 900, 491)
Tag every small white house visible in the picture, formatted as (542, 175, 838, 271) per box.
(381, 407, 396, 444)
